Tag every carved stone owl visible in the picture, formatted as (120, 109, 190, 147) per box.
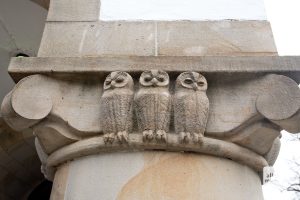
(134, 70, 171, 142)
(100, 71, 134, 144)
(174, 72, 209, 143)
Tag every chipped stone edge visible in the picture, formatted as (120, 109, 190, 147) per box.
(47, 133, 268, 173)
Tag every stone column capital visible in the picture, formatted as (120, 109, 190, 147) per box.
(2, 56, 300, 182)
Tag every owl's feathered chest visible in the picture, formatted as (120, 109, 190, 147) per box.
(102, 89, 133, 99)
(135, 88, 169, 97)
(175, 91, 209, 112)
(101, 90, 134, 115)
(175, 90, 206, 99)
(134, 88, 171, 131)
(135, 89, 170, 105)
(100, 90, 134, 133)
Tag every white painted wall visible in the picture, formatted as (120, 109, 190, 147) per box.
(100, 0, 267, 20)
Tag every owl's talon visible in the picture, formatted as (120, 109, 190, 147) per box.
(180, 132, 191, 144)
(103, 133, 115, 144)
(156, 130, 167, 143)
(143, 130, 154, 142)
(192, 133, 204, 144)
(117, 131, 129, 144)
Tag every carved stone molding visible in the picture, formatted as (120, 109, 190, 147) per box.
(1, 58, 300, 180)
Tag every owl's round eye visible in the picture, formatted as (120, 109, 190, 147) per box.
(158, 77, 165, 82)
(144, 77, 152, 82)
(184, 78, 193, 84)
(115, 77, 124, 83)
(198, 81, 205, 86)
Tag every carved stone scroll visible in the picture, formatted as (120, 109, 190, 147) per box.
(256, 74, 300, 133)
(1, 75, 53, 131)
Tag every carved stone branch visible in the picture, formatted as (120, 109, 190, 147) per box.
(46, 133, 268, 173)
(35, 138, 55, 181)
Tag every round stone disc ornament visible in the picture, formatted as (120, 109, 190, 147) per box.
(256, 74, 300, 120)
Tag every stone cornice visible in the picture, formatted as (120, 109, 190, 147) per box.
(8, 56, 300, 82)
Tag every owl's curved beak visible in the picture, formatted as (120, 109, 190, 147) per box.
(110, 81, 116, 88)
(151, 78, 158, 86)
(192, 83, 198, 91)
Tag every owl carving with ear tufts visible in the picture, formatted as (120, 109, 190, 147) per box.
(134, 70, 171, 142)
(100, 71, 134, 144)
(174, 72, 209, 143)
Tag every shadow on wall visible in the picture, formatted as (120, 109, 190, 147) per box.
(28, 180, 52, 200)
(0, 0, 48, 108)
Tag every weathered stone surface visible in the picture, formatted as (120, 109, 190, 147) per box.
(50, 163, 69, 200)
(35, 138, 55, 180)
(264, 137, 281, 166)
(59, 152, 264, 200)
(8, 56, 300, 83)
(2, 72, 299, 165)
(38, 21, 276, 57)
(47, 0, 100, 21)
(101, 71, 134, 144)
(174, 72, 209, 143)
(1, 75, 53, 131)
(228, 120, 280, 155)
(0, 74, 261, 136)
(1, 14, 298, 199)
(46, 133, 268, 172)
(1, 1, 295, 199)
(157, 21, 276, 56)
(256, 74, 300, 133)
(38, 22, 155, 57)
(1, 74, 103, 134)
(135, 70, 171, 143)
(34, 121, 80, 154)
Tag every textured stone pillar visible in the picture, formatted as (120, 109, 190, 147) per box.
(51, 152, 263, 200)
(1, 0, 300, 200)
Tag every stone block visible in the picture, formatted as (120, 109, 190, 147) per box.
(47, 0, 100, 21)
(8, 56, 300, 83)
(157, 21, 277, 56)
(38, 21, 277, 57)
(38, 22, 155, 57)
